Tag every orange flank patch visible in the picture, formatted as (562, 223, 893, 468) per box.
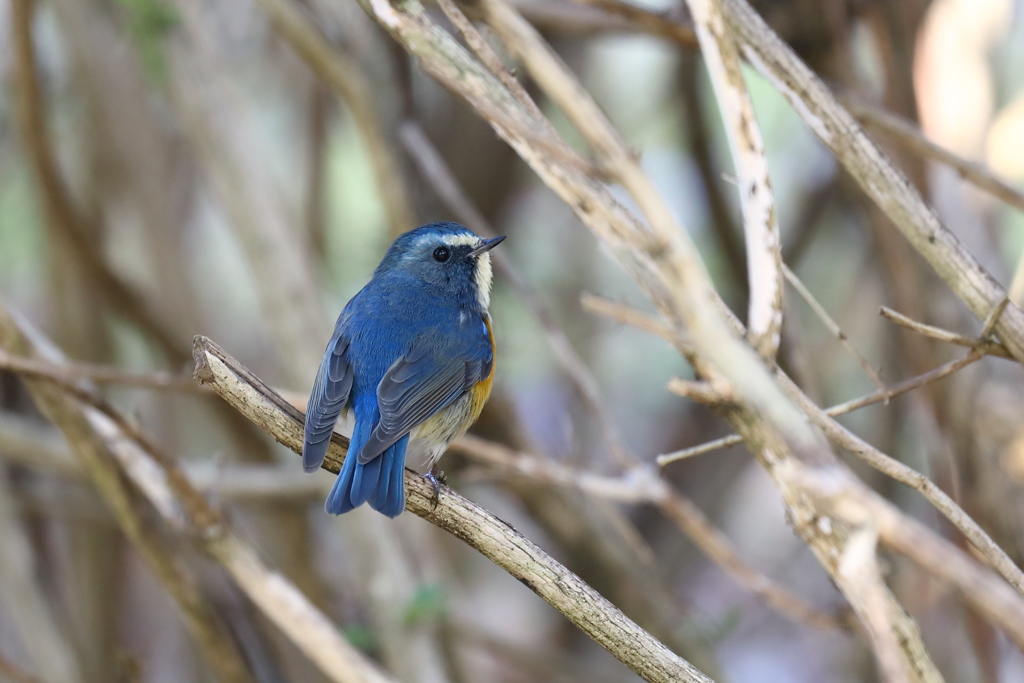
(467, 315, 496, 424)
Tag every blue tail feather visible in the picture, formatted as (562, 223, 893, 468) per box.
(369, 437, 408, 517)
(378, 440, 408, 518)
(325, 406, 408, 518)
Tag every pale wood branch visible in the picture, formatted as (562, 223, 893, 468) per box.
(356, 0, 940, 675)
(683, 0, 783, 359)
(835, 525, 909, 683)
(249, 0, 415, 235)
(792, 465, 1024, 649)
(569, 0, 1024, 363)
(0, 307, 257, 683)
(0, 309, 396, 683)
(718, 0, 1024, 365)
(845, 100, 1024, 215)
(193, 336, 714, 683)
(451, 434, 849, 632)
(583, 296, 1024, 605)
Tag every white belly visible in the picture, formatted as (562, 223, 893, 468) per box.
(407, 392, 474, 472)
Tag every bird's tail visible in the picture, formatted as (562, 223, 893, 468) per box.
(325, 414, 408, 518)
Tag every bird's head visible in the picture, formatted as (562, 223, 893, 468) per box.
(375, 222, 505, 310)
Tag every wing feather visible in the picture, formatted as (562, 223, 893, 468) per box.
(357, 324, 492, 465)
(302, 335, 353, 472)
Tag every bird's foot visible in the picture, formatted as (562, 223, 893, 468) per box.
(425, 467, 447, 509)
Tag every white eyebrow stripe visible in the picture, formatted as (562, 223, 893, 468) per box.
(441, 233, 481, 248)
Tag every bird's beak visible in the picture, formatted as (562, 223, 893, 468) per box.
(468, 236, 506, 257)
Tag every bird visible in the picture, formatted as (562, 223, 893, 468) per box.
(301, 222, 504, 518)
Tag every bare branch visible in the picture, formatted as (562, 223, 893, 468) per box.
(683, 0, 783, 360)
(0, 351, 207, 392)
(437, 0, 554, 136)
(249, 0, 415, 235)
(567, 0, 1024, 364)
(845, 100, 1024, 215)
(835, 525, 909, 683)
(0, 310, 396, 683)
(0, 311, 256, 683)
(717, 0, 1024, 365)
(0, 467, 85, 683)
(194, 336, 714, 683)
(794, 465, 1024, 650)
(586, 297, 1024, 603)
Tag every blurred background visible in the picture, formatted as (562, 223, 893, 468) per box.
(2, 0, 1024, 681)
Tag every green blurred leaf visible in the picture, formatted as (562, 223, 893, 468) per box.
(110, 0, 178, 83)
(342, 625, 378, 652)
(403, 583, 448, 626)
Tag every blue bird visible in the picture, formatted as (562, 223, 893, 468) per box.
(302, 222, 504, 517)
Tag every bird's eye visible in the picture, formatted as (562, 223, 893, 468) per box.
(432, 246, 451, 262)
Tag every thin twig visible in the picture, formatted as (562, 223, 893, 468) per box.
(783, 264, 886, 392)
(823, 353, 982, 416)
(793, 465, 1024, 651)
(879, 307, 1011, 359)
(0, 313, 394, 683)
(566, 0, 1024, 364)
(437, 0, 554, 135)
(844, 100, 1024, 215)
(249, 0, 416, 236)
(658, 435, 742, 463)
(718, 0, 1024, 365)
(194, 336, 713, 683)
(570, 0, 698, 46)
(980, 297, 1010, 339)
(583, 296, 1024, 602)
(657, 347, 988, 465)
(0, 351, 207, 392)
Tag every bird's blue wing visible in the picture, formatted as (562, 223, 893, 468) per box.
(302, 333, 354, 473)
(357, 323, 491, 465)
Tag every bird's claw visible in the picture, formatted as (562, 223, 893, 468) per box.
(425, 467, 446, 509)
